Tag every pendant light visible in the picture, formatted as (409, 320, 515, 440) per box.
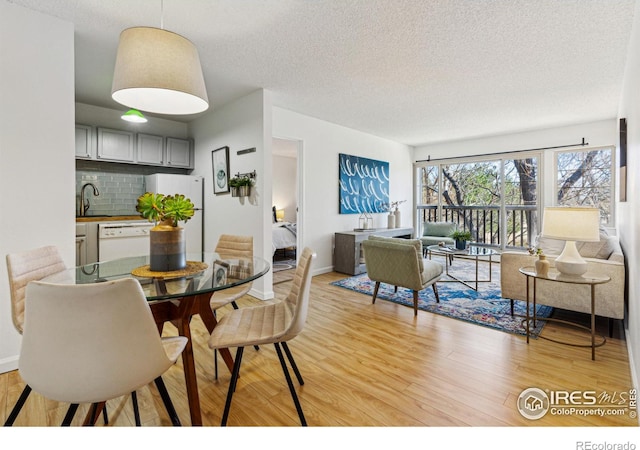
(121, 109, 148, 123)
(111, 1, 209, 115)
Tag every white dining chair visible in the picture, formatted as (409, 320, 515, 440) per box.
(4, 278, 187, 426)
(208, 247, 315, 426)
(210, 234, 254, 378)
(6, 245, 67, 334)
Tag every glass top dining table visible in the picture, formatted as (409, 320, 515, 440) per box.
(43, 252, 271, 426)
(49, 252, 270, 301)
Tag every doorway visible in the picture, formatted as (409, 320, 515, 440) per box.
(272, 137, 302, 283)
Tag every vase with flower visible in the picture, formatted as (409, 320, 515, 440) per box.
(534, 249, 549, 277)
(136, 192, 195, 271)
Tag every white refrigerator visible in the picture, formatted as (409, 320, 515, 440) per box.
(145, 174, 204, 254)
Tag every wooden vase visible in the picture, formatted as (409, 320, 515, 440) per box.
(535, 254, 549, 277)
(149, 220, 186, 271)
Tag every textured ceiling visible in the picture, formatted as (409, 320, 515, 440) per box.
(8, 0, 636, 146)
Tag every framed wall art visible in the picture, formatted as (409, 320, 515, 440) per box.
(212, 146, 230, 194)
(213, 260, 229, 287)
(339, 153, 389, 214)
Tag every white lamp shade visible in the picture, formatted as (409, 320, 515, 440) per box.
(111, 27, 209, 115)
(541, 206, 600, 277)
(541, 207, 600, 242)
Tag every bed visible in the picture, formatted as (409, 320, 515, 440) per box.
(272, 206, 297, 256)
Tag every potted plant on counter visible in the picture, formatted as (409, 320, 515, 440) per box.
(136, 192, 195, 271)
(451, 230, 472, 251)
(229, 176, 254, 197)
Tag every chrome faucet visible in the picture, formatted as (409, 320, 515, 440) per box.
(79, 183, 100, 216)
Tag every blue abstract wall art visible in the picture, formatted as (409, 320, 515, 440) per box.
(339, 153, 389, 214)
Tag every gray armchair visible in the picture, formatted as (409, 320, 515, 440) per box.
(361, 235, 443, 316)
(420, 221, 457, 248)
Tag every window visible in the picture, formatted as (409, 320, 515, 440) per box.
(416, 153, 540, 249)
(555, 147, 614, 226)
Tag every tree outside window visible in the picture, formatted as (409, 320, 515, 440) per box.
(555, 147, 614, 226)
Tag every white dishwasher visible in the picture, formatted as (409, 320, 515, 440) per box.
(98, 222, 153, 262)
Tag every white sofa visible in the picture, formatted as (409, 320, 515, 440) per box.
(500, 230, 625, 325)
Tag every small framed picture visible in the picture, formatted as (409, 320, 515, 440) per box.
(213, 261, 229, 287)
(212, 146, 230, 194)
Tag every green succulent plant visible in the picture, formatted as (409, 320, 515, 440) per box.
(229, 176, 254, 188)
(451, 230, 472, 241)
(136, 192, 194, 227)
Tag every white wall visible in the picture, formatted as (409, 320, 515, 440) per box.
(618, 0, 640, 396)
(414, 120, 616, 161)
(272, 154, 297, 223)
(414, 119, 618, 233)
(190, 89, 274, 299)
(273, 107, 415, 274)
(0, 2, 75, 373)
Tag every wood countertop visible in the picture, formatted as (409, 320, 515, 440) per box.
(75, 215, 146, 223)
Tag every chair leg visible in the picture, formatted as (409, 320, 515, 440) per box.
(372, 281, 380, 304)
(281, 341, 304, 385)
(412, 291, 419, 316)
(214, 348, 219, 380)
(86, 402, 104, 426)
(102, 404, 109, 424)
(131, 391, 141, 426)
(154, 377, 181, 426)
(394, 286, 398, 293)
(61, 403, 79, 426)
(432, 283, 440, 303)
(274, 342, 307, 426)
(3, 384, 32, 426)
(221, 347, 245, 426)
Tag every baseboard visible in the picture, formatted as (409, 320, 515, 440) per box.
(0, 355, 18, 374)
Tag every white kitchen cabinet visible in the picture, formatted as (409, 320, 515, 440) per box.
(166, 137, 193, 168)
(136, 133, 164, 165)
(97, 127, 135, 162)
(75, 124, 93, 159)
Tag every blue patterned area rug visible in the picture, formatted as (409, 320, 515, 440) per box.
(330, 261, 553, 337)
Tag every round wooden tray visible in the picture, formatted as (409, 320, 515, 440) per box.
(131, 261, 209, 279)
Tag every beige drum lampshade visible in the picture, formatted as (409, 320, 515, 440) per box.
(111, 27, 209, 115)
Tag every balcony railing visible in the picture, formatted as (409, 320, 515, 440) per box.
(417, 204, 538, 249)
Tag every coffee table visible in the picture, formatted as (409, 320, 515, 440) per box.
(426, 244, 497, 290)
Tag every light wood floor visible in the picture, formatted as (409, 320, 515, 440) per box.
(0, 268, 636, 429)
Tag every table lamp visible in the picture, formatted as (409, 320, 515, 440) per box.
(540, 206, 600, 277)
(275, 209, 285, 222)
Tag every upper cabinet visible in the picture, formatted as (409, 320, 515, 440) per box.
(166, 137, 192, 168)
(75, 124, 93, 159)
(136, 133, 164, 165)
(76, 125, 193, 169)
(97, 128, 135, 162)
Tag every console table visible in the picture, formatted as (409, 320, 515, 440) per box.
(334, 227, 413, 275)
(519, 266, 609, 360)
